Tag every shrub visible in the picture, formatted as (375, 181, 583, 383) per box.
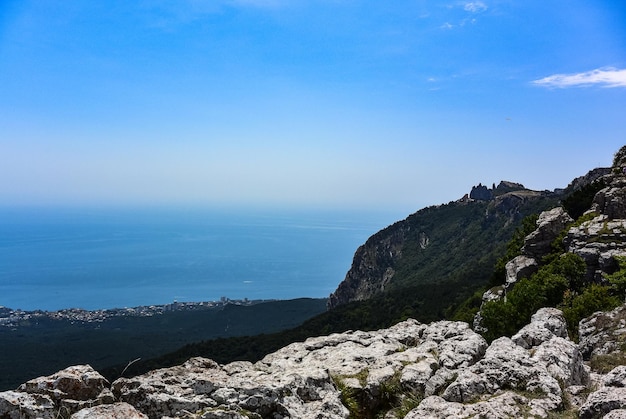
(560, 284, 621, 340)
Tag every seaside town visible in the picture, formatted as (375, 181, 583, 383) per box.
(0, 297, 267, 329)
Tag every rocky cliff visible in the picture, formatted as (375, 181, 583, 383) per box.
(3, 305, 626, 418)
(328, 181, 558, 309)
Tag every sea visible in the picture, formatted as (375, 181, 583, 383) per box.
(0, 206, 402, 312)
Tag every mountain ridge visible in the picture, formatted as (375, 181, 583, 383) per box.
(328, 180, 562, 309)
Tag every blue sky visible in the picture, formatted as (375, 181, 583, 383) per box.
(1, 0, 625, 213)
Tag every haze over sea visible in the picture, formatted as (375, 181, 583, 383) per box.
(0, 207, 399, 312)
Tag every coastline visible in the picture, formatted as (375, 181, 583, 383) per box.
(0, 297, 290, 329)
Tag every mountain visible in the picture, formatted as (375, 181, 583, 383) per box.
(328, 180, 560, 309)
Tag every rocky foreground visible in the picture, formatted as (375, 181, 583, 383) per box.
(3, 305, 626, 418)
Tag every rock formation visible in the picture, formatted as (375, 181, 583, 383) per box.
(4, 305, 626, 418)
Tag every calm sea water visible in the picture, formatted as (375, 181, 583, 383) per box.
(0, 207, 399, 311)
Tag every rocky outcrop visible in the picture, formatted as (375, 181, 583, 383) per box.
(565, 167, 612, 195)
(578, 303, 626, 360)
(474, 205, 574, 325)
(505, 255, 539, 291)
(469, 183, 492, 201)
(564, 169, 626, 282)
(565, 214, 626, 281)
(522, 207, 573, 260)
(6, 305, 626, 418)
(0, 365, 115, 419)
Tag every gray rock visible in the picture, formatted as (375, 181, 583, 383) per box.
(405, 392, 528, 419)
(578, 304, 626, 359)
(565, 214, 626, 282)
(511, 307, 568, 349)
(442, 337, 561, 404)
(605, 409, 626, 419)
(505, 255, 539, 291)
(580, 387, 626, 419)
(18, 364, 108, 402)
(522, 207, 573, 259)
(6, 303, 626, 419)
(531, 336, 589, 386)
(0, 390, 56, 419)
(605, 366, 626, 387)
(70, 402, 148, 419)
(593, 182, 626, 220)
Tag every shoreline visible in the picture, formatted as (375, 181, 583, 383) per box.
(0, 297, 325, 329)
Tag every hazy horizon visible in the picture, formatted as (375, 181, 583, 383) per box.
(1, 1, 625, 213)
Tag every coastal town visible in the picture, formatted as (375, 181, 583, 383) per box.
(0, 297, 267, 329)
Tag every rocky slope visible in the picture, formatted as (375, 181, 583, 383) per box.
(3, 305, 626, 418)
(480, 154, 626, 304)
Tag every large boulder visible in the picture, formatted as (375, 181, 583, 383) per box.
(70, 402, 148, 419)
(0, 390, 56, 419)
(592, 180, 626, 220)
(18, 365, 109, 402)
(505, 255, 539, 291)
(511, 307, 569, 349)
(522, 207, 573, 259)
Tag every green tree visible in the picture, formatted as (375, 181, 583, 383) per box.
(606, 256, 626, 300)
(560, 284, 621, 339)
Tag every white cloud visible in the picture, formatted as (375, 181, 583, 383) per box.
(440, 22, 454, 30)
(463, 1, 487, 13)
(533, 68, 626, 88)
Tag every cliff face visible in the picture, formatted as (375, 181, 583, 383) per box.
(328, 181, 558, 309)
(3, 306, 626, 418)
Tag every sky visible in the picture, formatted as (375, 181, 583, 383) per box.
(1, 0, 625, 214)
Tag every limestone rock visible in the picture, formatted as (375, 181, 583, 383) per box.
(442, 336, 562, 404)
(604, 366, 626, 387)
(70, 402, 148, 419)
(470, 183, 493, 201)
(580, 387, 626, 419)
(565, 214, 626, 282)
(593, 181, 626, 220)
(578, 304, 626, 359)
(511, 307, 568, 349)
(405, 392, 529, 419)
(505, 255, 539, 291)
(0, 390, 56, 419)
(605, 409, 626, 419)
(522, 207, 573, 259)
(18, 364, 108, 402)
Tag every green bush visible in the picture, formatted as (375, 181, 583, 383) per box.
(606, 256, 626, 299)
(560, 284, 621, 340)
(479, 254, 584, 342)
